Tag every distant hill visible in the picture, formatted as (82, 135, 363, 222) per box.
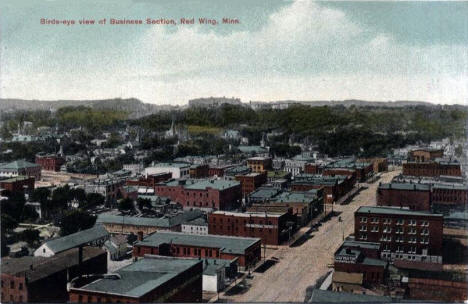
(1, 97, 464, 119)
(249, 99, 441, 108)
(0, 98, 169, 118)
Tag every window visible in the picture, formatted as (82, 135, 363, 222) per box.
(359, 233, 367, 240)
(360, 217, 367, 223)
(371, 217, 379, 224)
(396, 219, 404, 225)
(409, 219, 417, 226)
(19, 283, 23, 290)
(396, 227, 404, 234)
(10, 281, 14, 289)
(371, 226, 379, 232)
(383, 226, 391, 233)
(383, 218, 391, 224)
(360, 225, 367, 232)
(396, 236, 404, 243)
(421, 221, 429, 227)
(421, 228, 429, 236)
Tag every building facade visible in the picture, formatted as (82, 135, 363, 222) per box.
(354, 206, 443, 264)
(207, 210, 295, 245)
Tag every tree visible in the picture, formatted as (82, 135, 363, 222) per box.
(19, 229, 40, 246)
(137, 198, 152, 210)
(21, 205, 39, 223)
(31, 188, 51, 204)
(1, 214, 18, 232)
(59, 210, 96, 236)
(118, 198, 134, 212)
(82, 193, 105, 209)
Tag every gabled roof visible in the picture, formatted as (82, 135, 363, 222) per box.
(0, 160, 40, 170)
(43, 225, 109, 254)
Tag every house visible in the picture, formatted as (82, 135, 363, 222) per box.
(103, 235, 128, 261)
(181, 217, 208, 235)
(34, 225, 109, 257)
(201, 258, 238, 292)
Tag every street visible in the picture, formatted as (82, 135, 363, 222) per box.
(220, 169, 400, 302)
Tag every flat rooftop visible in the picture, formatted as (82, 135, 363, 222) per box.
(212, 210, 283, 218)
(73, 256, 202, 298)
(378, 183, 431, 191)
(136, 231, 260, 255)
(356, 206, 443, 218)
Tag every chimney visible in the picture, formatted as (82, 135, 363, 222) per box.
(137, 231, 143, 241)
(78, 246, 83, 266)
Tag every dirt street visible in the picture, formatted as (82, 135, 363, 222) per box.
(221, 169, 400, 302)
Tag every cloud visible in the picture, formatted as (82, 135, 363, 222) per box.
(1, 0, 467, 105)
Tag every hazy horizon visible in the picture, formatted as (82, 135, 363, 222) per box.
(1, 0, 467, 106)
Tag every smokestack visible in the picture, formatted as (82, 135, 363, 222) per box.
(78, 246, 83, 266)
(137, 231, 143, 241)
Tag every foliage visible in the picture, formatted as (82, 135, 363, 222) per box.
(18, 229, 41, 246)
(59, 209, 96, 236)
(118, 198, 134, 211)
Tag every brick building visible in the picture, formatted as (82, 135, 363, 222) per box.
(325, 158, 373, 182)
(406, 269, 467, 302)
(354, 206, 443, 264)
(154, 179, 241, 211)
(35, 153, 65, 172)
(133, 231, 261, 269)
(208, 165, 233, 178)
(208, 210, 296, 245)
(334, 246, 387, 286)
(432, 184, 468, 206)
(1, 247, 107, 303)
(247, 157, 272, 173)
(96, 210, 204, 235)
(0, 176, 35, 194)
(0, 160, 41, 180)
(403, 160, 462, 177)
(126, 173, 172, 188)
(377, 183, 432, 211)
(408, 148, 444, 162)
(69, 256, 202, 303)
(235, 172, 267, 195)
(291, 174, 354, 204)
(189, 164, 209, 178)
(304, 163, 323, 175)
(357, 157, 388, 173)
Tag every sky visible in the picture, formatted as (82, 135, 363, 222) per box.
(0, 0, 467, 105)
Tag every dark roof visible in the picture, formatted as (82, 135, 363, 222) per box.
(97, 210, 203, 228)
(408, 269, 467, 283)
(136, 231, 260, 255)
(309, 289, 392, 303)
(378, 183, 430, 191)
(2, 247, 106, 283)
(356, 206, 443, 218)
(43, 225, 109, 254)
(73, 256, 202, 298)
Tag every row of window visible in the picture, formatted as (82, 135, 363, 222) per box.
(1, 280, 23, 290)
(212, 217, 273, 225)
(360, 217, 429, 226)
(359, 226, 429, 235)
